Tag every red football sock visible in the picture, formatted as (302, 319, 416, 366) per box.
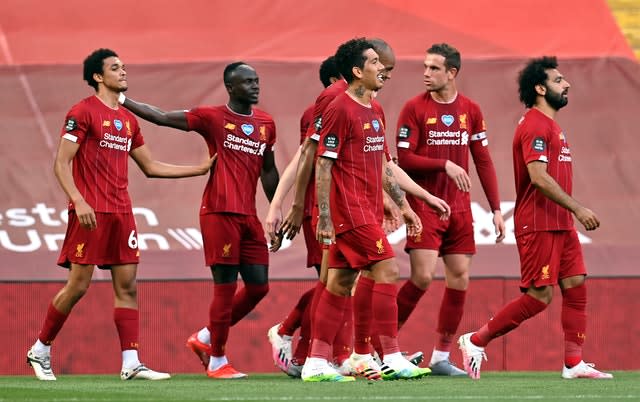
(209, 282, 237, 356)
(562, 284, 587, 367)
(114, 307, 139, 351)
(280, 287, 314, 336)
(371, 334, 384, 360)
(435, 287, 466, 351)
(397, 280, 426, 329)
(230, 283, 269, 326)
(333, 296, 353, 363)
(373, 283, 400, 356)
(472, 293, 547, 347)
(38, 303, 69, 345)
(293, 298, 312, 364)
(309, 288, 348, 359)
(353, 276, 374, 354)
(308, 281, 325, 338)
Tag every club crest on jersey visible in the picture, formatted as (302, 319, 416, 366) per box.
(441, 115, 454, 127)
(372, 119, 380, 132)
(114, 119, 123, 131)
(459, 114, 467, 129)
(241, 124, 254, 136)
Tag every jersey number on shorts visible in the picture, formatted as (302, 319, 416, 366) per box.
(128, 230, 138, 249)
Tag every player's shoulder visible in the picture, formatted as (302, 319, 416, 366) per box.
(456, 93, 482, 111)
(252, 107, 275, 123)
(403, 92, 430, 109)
(317, 80, 347, 102)
(68, 95, 98, 115)
(191, 104, 224, 115)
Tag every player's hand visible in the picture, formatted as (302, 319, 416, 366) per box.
(424, 192, 451, 220)
(383, 204, 401, 234)
(445, 160, 471, 192)
(400, 206, 422, 237)
(199, 153, 217, 175)
(574, 206, 600, 231)
(269, 230, 284, 252)
(493, 210, 506, 243)
(265, 204, 283, 239)
(316, 215, 335, 246)
(75, 199, 97, 230)
(281, 204, 304, 240)
(383, 192, 401, 233)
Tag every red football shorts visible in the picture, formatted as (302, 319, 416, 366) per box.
(200, 213, 268, 266)
(57, 211, 139, 269)
(328, 224, 395, 270)
(516, 230, 586, 290)
(405, 209, 475, 255)
(302, 216, 323, 267)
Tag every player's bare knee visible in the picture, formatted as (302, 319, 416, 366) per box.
(527, 285, 553, 304)
(410, 271, 433, 289)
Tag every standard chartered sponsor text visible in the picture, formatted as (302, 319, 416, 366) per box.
(224, 133, 262, 154)
(100, 133, 130, 151)
(364, 135, 385, 152)
(428, 130, 462, 146)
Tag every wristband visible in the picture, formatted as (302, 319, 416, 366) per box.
(117, 92, 126, 104)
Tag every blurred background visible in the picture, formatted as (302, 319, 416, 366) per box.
(1, 0, 638, 375)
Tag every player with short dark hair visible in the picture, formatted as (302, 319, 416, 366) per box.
(458, 56, 612, 380)
(264, 55, 343, 378)
(26, 48, 212, 381)
(393, 43, 504, 376)
(302, 37, 441, 382)
(120, 62, 279, 379)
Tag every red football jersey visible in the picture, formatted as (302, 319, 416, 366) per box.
(185, 105, 276, 216)
(60, 95, 145, 213)
(512, 108, 573, 235)
(316, 92, 387, 234)
(300, 103, 314, 145)
(396, 92, 500, 213)
(306, 80, 349, 141)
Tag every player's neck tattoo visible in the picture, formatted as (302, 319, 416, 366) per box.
(354, 85, 366, 98)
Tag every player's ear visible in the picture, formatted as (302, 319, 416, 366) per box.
(352, 66, 363, 80)
(93, 72, 104, 84)
(535, 84, 546, 96)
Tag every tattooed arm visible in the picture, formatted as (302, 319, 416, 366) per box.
(315, 156, 335, 245)
(382, 158, 422, 237)
(388, 161, 450, 220)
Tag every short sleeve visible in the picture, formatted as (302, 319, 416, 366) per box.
(61, 104, 89, 144)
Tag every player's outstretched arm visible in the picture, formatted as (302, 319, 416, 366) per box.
(54, 138, 97, 230)
(388, 161, 450, 220)
(130, 144, 214, 178)
(265, 146, 302, 240)
(119, 94, 189, 131)
(382, 161, 422, 237)
(527, 161, 600, 231)
(281, 138, 318, 240)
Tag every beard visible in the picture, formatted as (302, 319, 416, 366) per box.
(545, 88, 568, 110)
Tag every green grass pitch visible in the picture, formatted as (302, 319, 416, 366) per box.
(1, 372, 639, 402)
